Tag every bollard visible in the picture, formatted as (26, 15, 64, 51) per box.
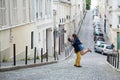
(25, 46, 28, 65)
(113, 54, 115, 67)
(107, 54, 109, 62)
(34, 47, 36, 63)
(46, 49, 48, 62)
(111, 55, 114, 65)
(54, 51, 56, 60)
(115, 54, 117, 68)
(64, 48, 66, 57)
(117, 53, 119, 69)
(109, 55, 112, 65)
(13, 44, 16, 66)
(41, 48, 43, 62)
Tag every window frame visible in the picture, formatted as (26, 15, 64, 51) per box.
(118, 0, 120, 7)
(23, 0, 27, 23)
(10, 0, 18, 26)
(0, 0, 7, 28)
(118, 16, 120, 24)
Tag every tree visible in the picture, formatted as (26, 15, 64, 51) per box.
(86, 0, 91, 10)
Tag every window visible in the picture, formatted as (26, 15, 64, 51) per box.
(118, 16, 120, 24)
(10, 0, 18, 25)
(45, 0, 47, 17)
(45, 0, 51, 18)
(117, 32, 120, 50)
(36, 0, 43, 19)
(38, 32, 41, 42)
(48, 0, 52, 18)
(60, 19, 61, 23)
(66, 15, 69, 19)
(0, 0, 7, 27)
(118, 0, 120, 8)
(62, 18, 64, 22)
(30, 0, 35, 21)
(36, 0, 38, 19)
(39, 0, 42, 19)
(23, 0, 27, 22)
(106, 0, 108, 3)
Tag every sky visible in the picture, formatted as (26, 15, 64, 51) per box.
(91, 0, 98, 10)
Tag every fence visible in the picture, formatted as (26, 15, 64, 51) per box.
(0, 44, 73, 70)
(107, 51, 119, 69)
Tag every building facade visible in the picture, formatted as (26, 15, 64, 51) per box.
(0, 0, 54, 61)
(53, 0, 71, 55)
(98, 0, 120, 61)
(105, 0, 120, 52)
(0, 0, 86, 62)
(53, 0, 86, 55)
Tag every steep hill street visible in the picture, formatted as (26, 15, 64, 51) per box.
(0, 11, 120, 80)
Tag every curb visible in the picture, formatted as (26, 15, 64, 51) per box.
(58, 49, 73, 62)
(106, 61, 120, 72)
(0, 61, 57, 72)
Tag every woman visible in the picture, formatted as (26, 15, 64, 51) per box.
(68, 34, 91, 67)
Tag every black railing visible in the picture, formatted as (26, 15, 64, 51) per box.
(107, 51, 119, 69)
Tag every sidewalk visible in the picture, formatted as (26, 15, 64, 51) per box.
(0, 12, 86, 72)
(0, 45, 73, 72)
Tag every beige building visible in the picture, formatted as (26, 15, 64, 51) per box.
(53, 0, 71, 55)
(53, 0, 86, 55)
(104, 0, 120, 51)
(98, 0, 120, 63)
(34, 0, 54, 58)
(98, 0, 120, 50)
(0, 0, 54, 61)
(0, 0, 86, 62)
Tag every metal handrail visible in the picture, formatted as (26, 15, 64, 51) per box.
(107, 51, 119, 69)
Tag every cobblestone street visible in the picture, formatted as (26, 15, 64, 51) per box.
(0, 11, 120, 80)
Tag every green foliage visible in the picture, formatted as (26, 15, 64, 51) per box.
(36, 56, 40, 59)
(2, 56, 8, 62)
(86, 0, 91, 10)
